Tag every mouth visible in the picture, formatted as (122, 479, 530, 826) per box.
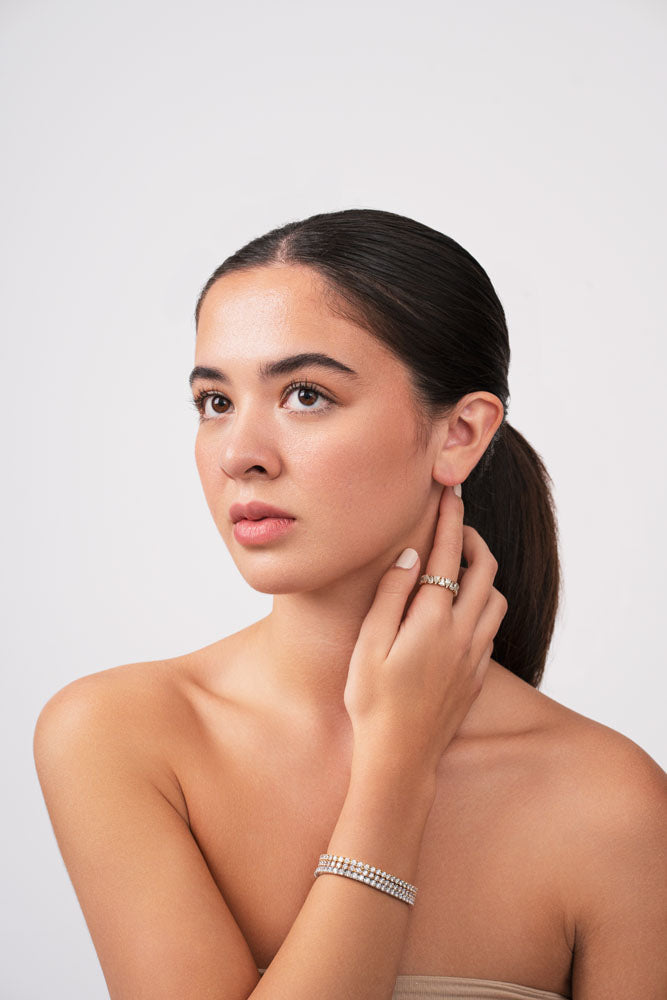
(229, 501, 295, 523)
(232, 514, 297, 546)
(236, 515, 295, 523)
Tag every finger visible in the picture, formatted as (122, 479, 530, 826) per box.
(469, 587, 508, 666)
(451, 525, 500, 624)
(420, 485, 464, 611)
(354, 547, 422, 661)
(471, 642, 494, 694)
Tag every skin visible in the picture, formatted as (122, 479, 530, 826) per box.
(185, 264, 665, 995)
(33, 262, 667, 999)
(192, 262, 504, 753)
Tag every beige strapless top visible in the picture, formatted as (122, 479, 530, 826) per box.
(256, 968, 570, 999)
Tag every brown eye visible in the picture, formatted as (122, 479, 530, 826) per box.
(282, 381, 333, 413)
(296, 387, 318, 407)
(192, 380, 334, 421)
(207, 394, 229, 415)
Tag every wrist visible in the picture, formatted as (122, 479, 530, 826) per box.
(328, 761, 435, 887)
(348, 753, 437, 813)
(350, 738, 438, 802)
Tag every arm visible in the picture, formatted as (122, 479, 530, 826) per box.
(253, 759, 436, 1000)
(35, 488, 506, 999)
(34, 675, 435, 1000)
(33, 676, 262, 1000)
(569, 735, 667, 999)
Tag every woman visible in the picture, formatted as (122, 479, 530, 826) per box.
(34, 209, 666, 999)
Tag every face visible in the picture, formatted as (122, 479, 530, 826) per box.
(192, 264, 442, 595)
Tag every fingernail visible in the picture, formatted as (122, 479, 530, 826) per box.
(453, 483, 462, 498)
(395, 547, 418, 569)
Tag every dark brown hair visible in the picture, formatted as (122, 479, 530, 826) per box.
(194, 208, 561, 689)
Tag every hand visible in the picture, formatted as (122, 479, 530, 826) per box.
(343, 484, 508, 779)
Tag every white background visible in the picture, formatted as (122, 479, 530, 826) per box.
(2, 1, 665, 996)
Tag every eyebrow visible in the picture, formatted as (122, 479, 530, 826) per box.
(188, 352, 360, 389)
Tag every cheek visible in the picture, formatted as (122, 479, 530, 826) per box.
(194, 434, 224, 502)
(298, 420, 421, 536)
(193, 435, 210, 481)
(305, 420, 415, 492)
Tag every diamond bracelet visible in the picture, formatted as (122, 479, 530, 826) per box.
(314, 853, 418, 906)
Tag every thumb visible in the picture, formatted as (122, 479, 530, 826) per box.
(355, 548, 422, 663)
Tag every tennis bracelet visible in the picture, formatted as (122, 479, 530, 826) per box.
(314, 853, 418, 906)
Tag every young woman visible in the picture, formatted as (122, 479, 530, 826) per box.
(34, 209, 667, 1000)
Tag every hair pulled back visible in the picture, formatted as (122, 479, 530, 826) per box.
(195, 208, 561, 689)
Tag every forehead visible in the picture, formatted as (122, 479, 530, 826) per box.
(198, 264, 333, 327)
(195, 264, 394, 370)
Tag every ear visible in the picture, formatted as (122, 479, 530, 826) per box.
(431, 392, 505, 487)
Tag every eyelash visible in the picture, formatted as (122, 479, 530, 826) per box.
(189, 379, 335, 422)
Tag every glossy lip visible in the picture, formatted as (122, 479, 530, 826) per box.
(229, 500, 295, 523)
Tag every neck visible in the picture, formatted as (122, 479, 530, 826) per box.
(260, 574, 393, 732)
(226, 499, 515, 755)
(247, 582, 507, 756)
(244, 509, 485, 743)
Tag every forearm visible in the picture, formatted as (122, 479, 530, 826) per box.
(250, 762, 436, 1000)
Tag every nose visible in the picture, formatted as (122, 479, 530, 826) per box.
(216, 407, 282, 480)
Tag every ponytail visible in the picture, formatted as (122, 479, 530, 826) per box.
(462, 422, 562, 687)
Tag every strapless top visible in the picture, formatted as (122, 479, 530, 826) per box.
(256, 968, 570, 999)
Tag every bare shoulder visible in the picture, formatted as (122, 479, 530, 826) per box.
(532, 685, 666, 810)
(33, 625, 256, 787)
(482, 665, 666, 870)
(513, 675, 667, 826)
(33, 657, 197, 823)
(34, 657, 184, 739)
(557, 704, 666, 853)
(530, 696, 667, 991)
(523, 685, 667, 950)
(32, 653, 263, 998)
(490, 663, 665, 783)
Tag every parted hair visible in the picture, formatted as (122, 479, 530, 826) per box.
(194, 208, 562, 689)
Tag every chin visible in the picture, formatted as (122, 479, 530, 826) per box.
(228, 556, 313, 595)
(238, 577, 321, 597)
(230, 554, 357, 597)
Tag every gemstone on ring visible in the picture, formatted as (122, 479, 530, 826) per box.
(419, 573, 459, 596)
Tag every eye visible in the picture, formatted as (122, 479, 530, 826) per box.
(189, 380, 335, 422)
(190, 391, 230, 419)
(282, 380, 333, 412)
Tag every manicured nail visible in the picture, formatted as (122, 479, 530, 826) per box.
(453, 483, 462, 497)
(395, 547, 418, 569)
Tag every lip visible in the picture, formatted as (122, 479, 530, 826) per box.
(232, 515, 297, 546)
(229, 501, 295, 523)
